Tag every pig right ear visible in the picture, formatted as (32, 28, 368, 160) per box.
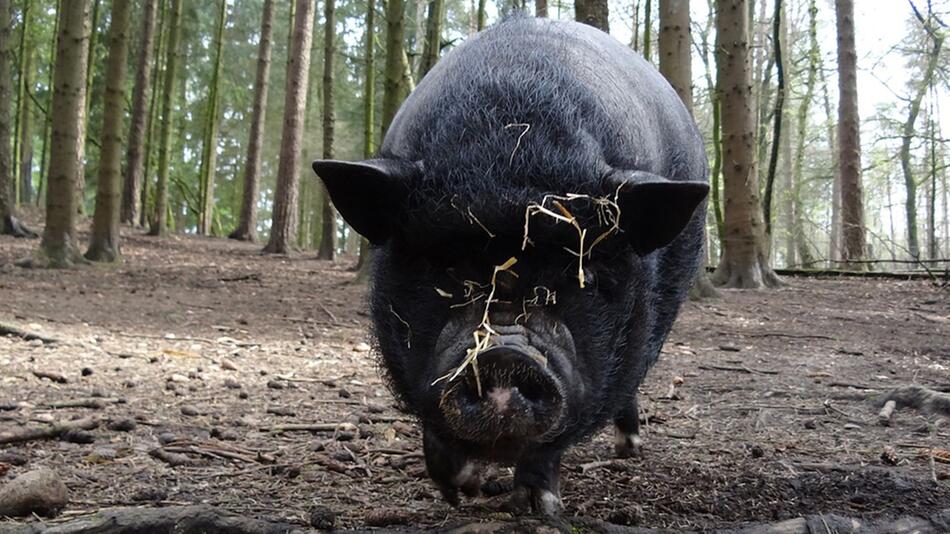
(312, 159, 419, 245)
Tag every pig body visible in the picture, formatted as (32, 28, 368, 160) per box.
(314, 16, 708, 514)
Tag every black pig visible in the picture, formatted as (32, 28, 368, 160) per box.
(313, 16, 708, 514)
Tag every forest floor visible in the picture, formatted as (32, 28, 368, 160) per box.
(0, 224, 948, 532)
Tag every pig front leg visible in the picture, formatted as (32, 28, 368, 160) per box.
(423, 427, 481, 506)
(514, 448, 563, 515)
(613, 395, 643, 458)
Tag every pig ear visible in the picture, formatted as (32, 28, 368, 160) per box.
(312, 159, 420, 245)
(609, 171, 709, 255)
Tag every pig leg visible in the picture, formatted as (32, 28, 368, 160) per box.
(613, 395, 643, 458)
(513, 448, 563, 515)
(423, 428, 481, 506)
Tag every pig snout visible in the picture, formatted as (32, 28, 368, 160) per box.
(438, 344, 565, 443)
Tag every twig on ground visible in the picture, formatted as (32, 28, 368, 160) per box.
(0, 417, 99, 445)
(317, 302, 339, 324)
(31, 370, 68, 384)
(698, 364, 779, 375)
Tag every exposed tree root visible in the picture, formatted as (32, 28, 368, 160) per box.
(0, 417, 100, 445)
(1, 505, 301, 534)
(1, 216, 38, 238)
(880, 385, 950, 417)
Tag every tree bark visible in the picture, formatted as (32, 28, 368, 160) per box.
(355, 0, 377, 280)
(197, 0, 227, 236)
(575, 0, 609, 33)
(35, 0, 91, 266)
(85, 0, 132, 263)
(536, 0, 547, 17)
(643, 0, 652, 61)
(229, 0, 275, 243)
(12, 0, 32, 205)
(140, 0, 166, 228)
(0, 0, 30, 237)
(76, 0, 101, 216)
(36, 0, 62, 209)
(382, 0, 409, 135)
(147, 0, 182, 237)
(17, 44, 34, 206)
(419, 0, 445, 79)
(476, 0, 486, 31)
(263, 0, 315, 254)
(790, 0, 817, 267)
(121, 0, 159, 226)
(834, 0, 867, 267)
(711, 0, 779, 288)
(761, 0, 784, 248)
(317, 0, 337, 260)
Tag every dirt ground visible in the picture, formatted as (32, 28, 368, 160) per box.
(1, 225, 948, 531)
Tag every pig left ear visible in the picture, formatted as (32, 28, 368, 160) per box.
(608, 171, 709, 255)
(312, 159, 419, 245)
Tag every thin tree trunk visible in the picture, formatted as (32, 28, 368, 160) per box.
(229, 0, 274, 243)
(34, 0, 91, 266)
(76, 0, 101, 216)
(536, 0, 547, 17)
(631, 0, 640, 50)
(780, 4, 794, 266)
(643, 0, 652, 62)
(419, 0, 445, 79)
(818, 60, 838, 262)
(12, 0, 32, 206)
(86, 0, 131, 262)
(121, 0, 159, 226)
(711, 0, 779, 288)
(834, 0, 867, 267)
(17, 42, 34, 205)
(140, 0, 166, 228)
(789, 0, 817, 267)
(354, 0, 377, 280)
(575, 0, 609, 32)
(927, 108, 937, 260)
(197, 0, 227, 236)
(147, 0, 181, 236)
(317, 0, 337, 260)
(36, 0, 62, 209)
(382, 0, 408, 134)
(263, 0, 315, 254)
(0, 0, 33, 237)
(761, 0, 784, 245)
(477, 0, 486, 31)
(898, 10, 943, 260)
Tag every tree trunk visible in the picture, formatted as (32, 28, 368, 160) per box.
(761, 0, 784, 251)
(382, 0, 408, 134)
(76, 0, 102, 216)
(575, 0, 609, 33)
(898, 11, 943, 260)
(476, 0, 486, 31)
(140, 0, 166, 228)
(197, 0, 227, 236)
(711, 0, 779, 288)
(642, 0, 652, 62)
(229, 0, 274, 243)
(355, 0, 377, 280)
(317, 0, 337, 261)
(535, 0, 547, 18)
(121, 0, 159, 226)
(0, 0, 32, 237)
(790, 0, 817, 267)
(36, 0, 62, 210)
(147, 0, 182, 237)
(35, 0, 91, 266)
(12, 0, 32, 206)
(263, 0, 314, 254)
(419, 0, 445, 79)
(658, 0, 718, 299)
(85, 0, 131, 262)
(779, 5, 794, 266)
(818, 60, 838, 262)
(928, 111, 937, 260)
(17, 41, 34, 206)
(834, 0, 867, 267)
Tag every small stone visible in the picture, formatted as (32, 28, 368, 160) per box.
(0, 402, 17, 412)
(122, 380, 136, 389)
(180, 405, 201, 417)
(238, 391, 249, 400)
(0, 452, 28, 466)
(718, 345, 741, 352)
(157, 432, 178, 445)
(309, 440, 327, 452)
(61, 429, 95, 444)
(130, 487, 168, 502)
(220, 359, 238, 371)
(309, 505, 337, 529)
(169, 374, 189, 383)
(81, 368, 93, 377)
(266, 406, 295, 417)
(749, 444, 765, 458)
(106, 418, 137, 432)
(804, 419, 817, 430)
(843, 423, 862, 430)
(266, 380, 284, 390)
(210, 428, 239, 441)
(223, 378, 242, 389)
(354, 342, 371, 353)
(338, 388, 352, 399)
(0, 468, 69, 517)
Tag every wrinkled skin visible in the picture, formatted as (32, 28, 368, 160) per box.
(314, 16, 708, 515)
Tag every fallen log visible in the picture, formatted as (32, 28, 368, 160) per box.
(0, 505, 303, 533)
(0, 417, 99, 445)
(880, 385, 950, 417)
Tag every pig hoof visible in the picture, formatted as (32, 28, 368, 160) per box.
(481, 478, 514, 497)
(614, 429, 643, 458)
(509, 486, 562, 516)
(454, 462, 482, 498)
